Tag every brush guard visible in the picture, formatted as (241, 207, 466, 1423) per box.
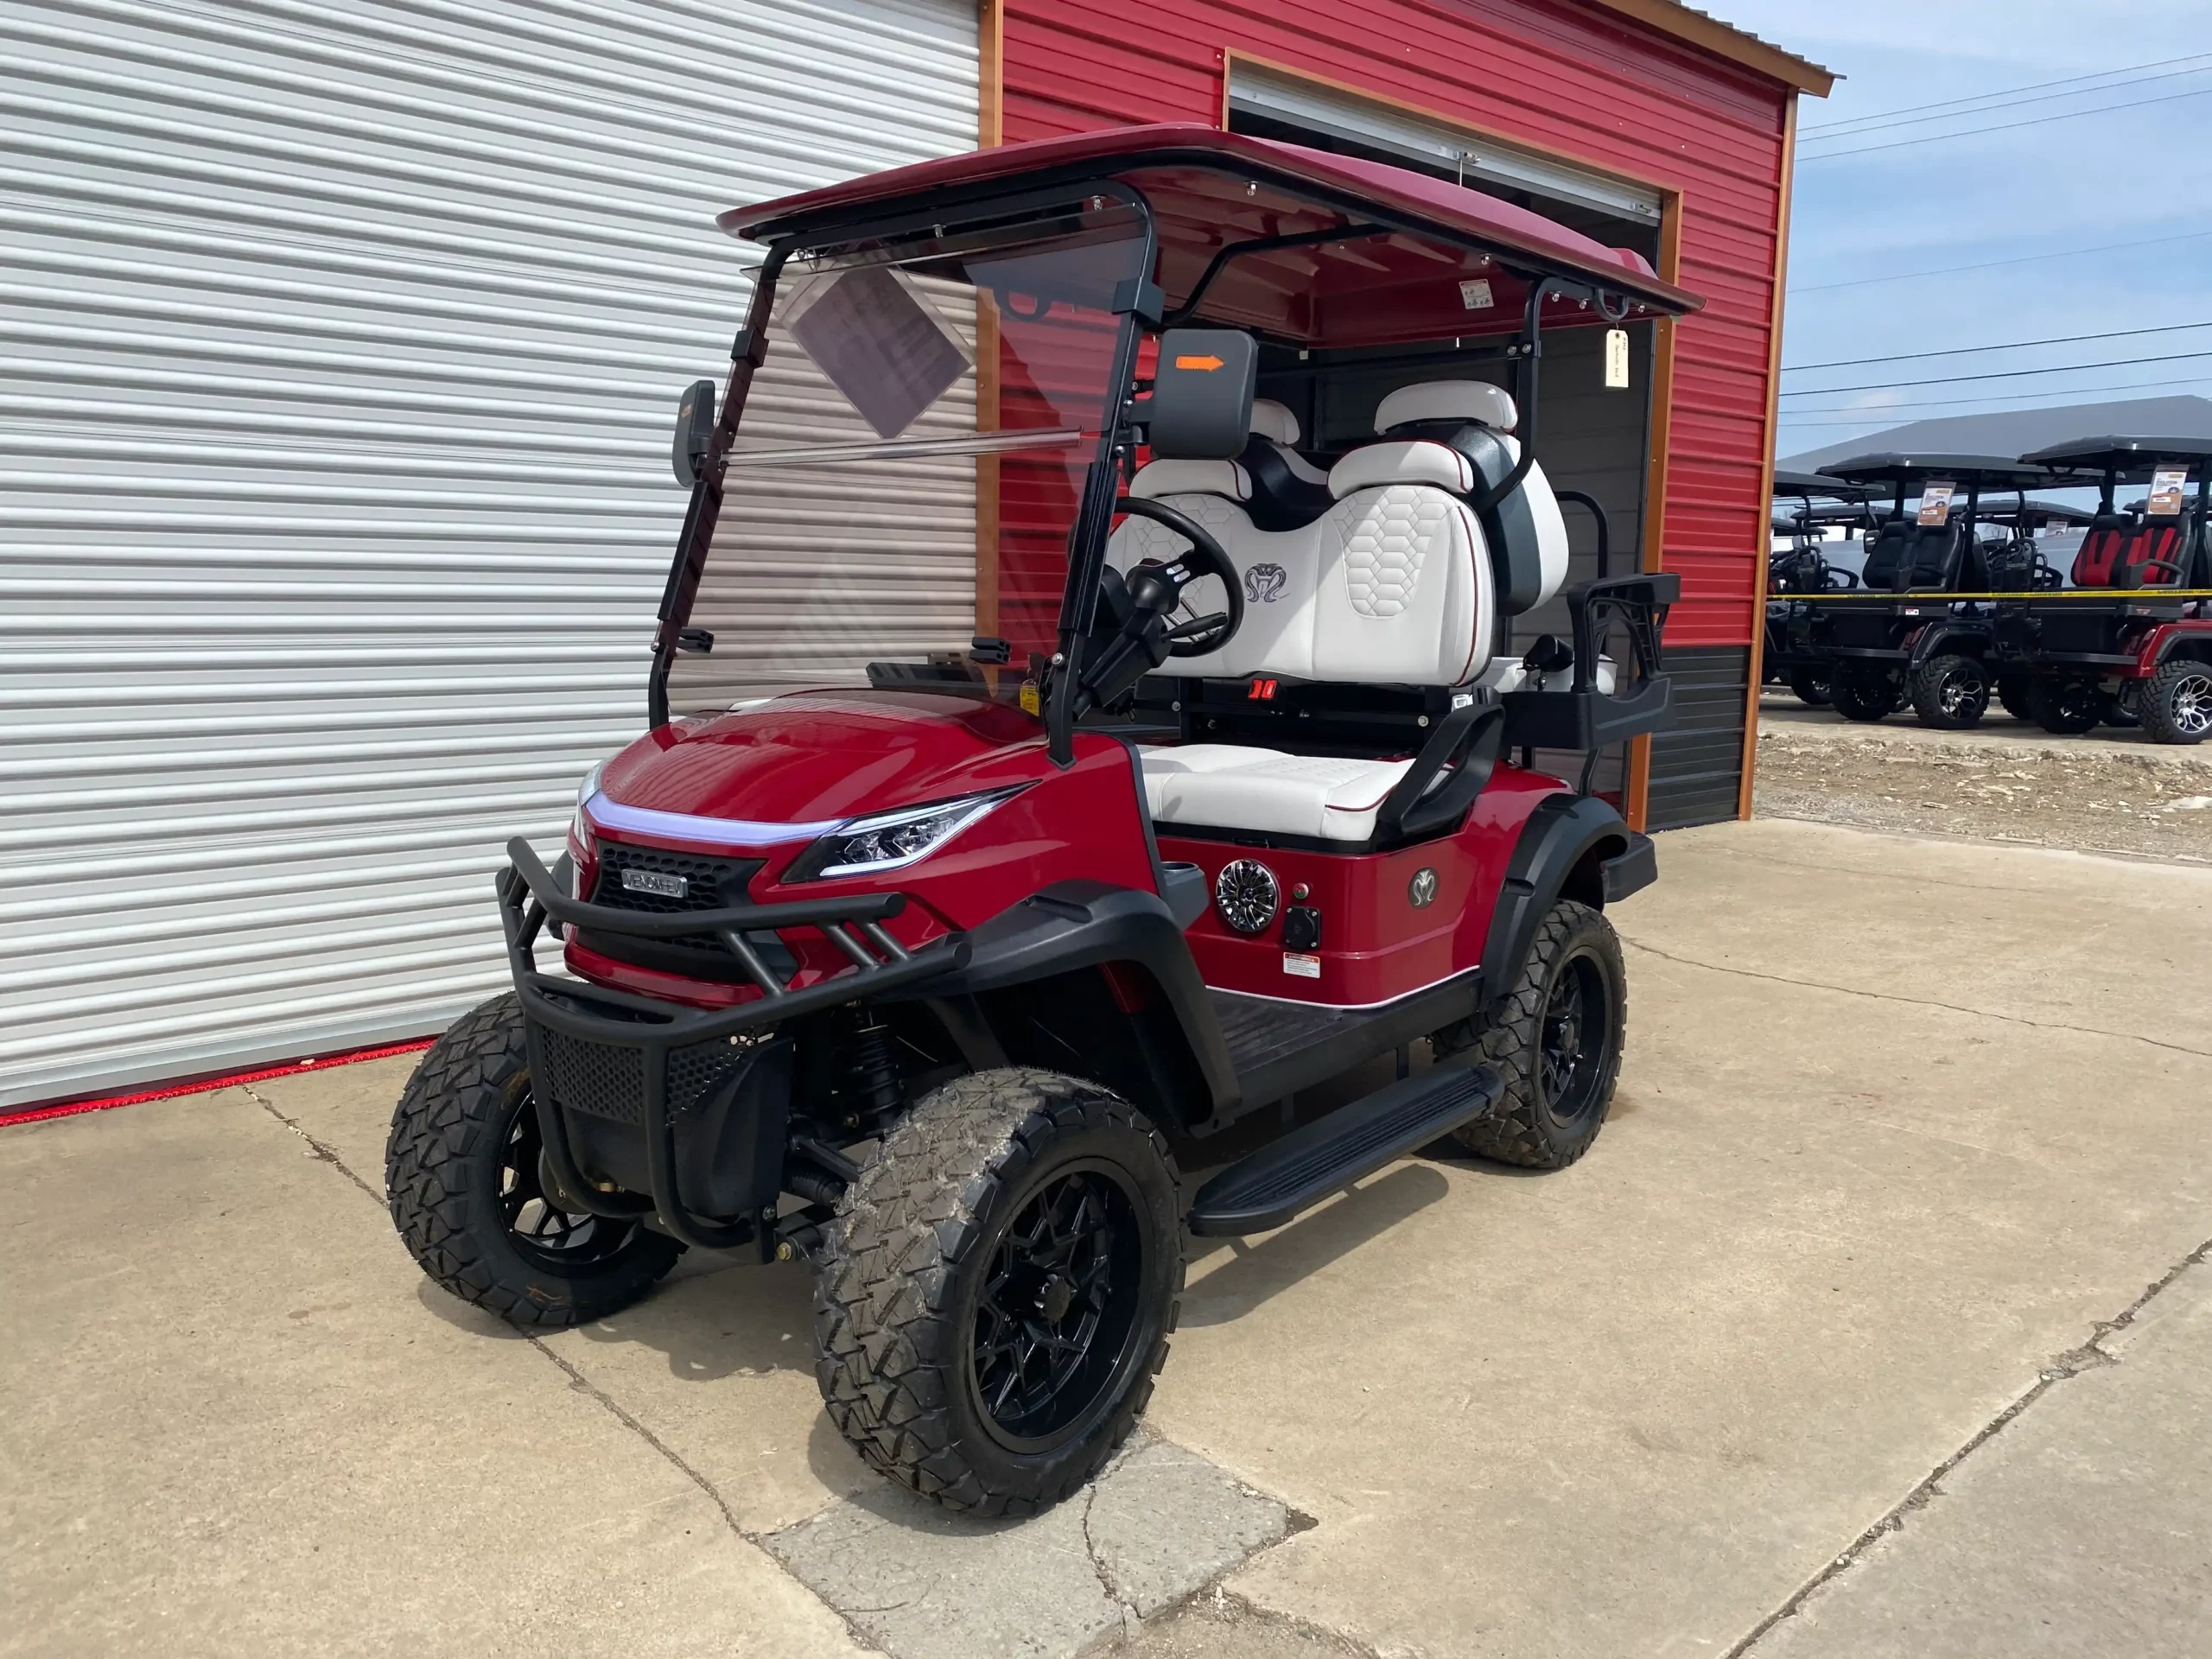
(496, 838, 969, 1251)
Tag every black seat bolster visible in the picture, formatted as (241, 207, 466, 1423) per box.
(1236, 435, 1335, 531)
(1382, 417, 1544, 613)
(1861, 521, 1912, 588)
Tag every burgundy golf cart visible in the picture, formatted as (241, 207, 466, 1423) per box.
(386, 125, 1696, 1514)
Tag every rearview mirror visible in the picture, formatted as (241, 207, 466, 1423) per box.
(671, 378, 716, 487)
(1147, 329, 1255, 460)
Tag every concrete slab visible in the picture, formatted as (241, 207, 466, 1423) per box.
(763, 1435, 1289, 1659)
(1759, 1251, 2212, 1657)
(0, 1087, 867, 1659)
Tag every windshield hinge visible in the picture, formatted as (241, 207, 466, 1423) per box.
(1110, 277, 1165, 327)
(730, 327, 768, 366)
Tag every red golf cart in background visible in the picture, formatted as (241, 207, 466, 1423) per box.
(385, 125, 1696, 1514)
(1990, 436, 2212, 741)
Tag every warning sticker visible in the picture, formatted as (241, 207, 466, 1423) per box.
(1459, 278, 1496, 310)
(1917, 482, 1956, 526)
(2148, 466, 2190, 517)
(1282, 952, 1322, 980)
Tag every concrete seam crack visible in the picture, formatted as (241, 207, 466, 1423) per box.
(240, 1083, 382, 1203)
(1078, 1476, 1137, 1625)
(1619, 936, 2212, 1060)
(1726, 1230, 2212, 1658)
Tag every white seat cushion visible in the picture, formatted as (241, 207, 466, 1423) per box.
(1249, 398, 1300, 445)
(1139, 744, 1418, 842)
(1376, 380, 1517, 433)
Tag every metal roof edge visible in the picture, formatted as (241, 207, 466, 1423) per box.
(1584, 0, 1837, 97)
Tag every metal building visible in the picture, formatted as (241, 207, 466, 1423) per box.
(0, 0, 1826, 1108)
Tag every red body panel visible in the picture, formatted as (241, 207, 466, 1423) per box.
(2129, 619, 2212, 677)
(567, 691, 1157, 1007)
(1159, 767, 1562, 1007)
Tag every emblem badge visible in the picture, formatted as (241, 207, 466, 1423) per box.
(621, 868, 688, 899)
(1408, 868, 1439, 909)
(1243, 563, 1288, 603)
(1213, 859, 1281, 935)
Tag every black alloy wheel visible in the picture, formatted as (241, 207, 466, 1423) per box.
(387, 993, 681, 1328)
(498, 1090, 641, 1273)
(2030, 677, 2106, 735)
(1788, 665, 1833, 707)
(1829, 667, 1900, 723)
(969, 1164, 1145, 1449)
(1536, 950, 1613, 1129)
(1910, 652, 1990, 729)
(1996, 674, 2035, 721)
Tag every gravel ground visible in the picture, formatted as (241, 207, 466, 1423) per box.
(1751, 696, 2212, 862)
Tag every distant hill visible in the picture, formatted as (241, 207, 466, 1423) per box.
(1780, 396, 2212, 472)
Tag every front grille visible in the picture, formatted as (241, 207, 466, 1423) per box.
(668, 1039, 747, 1116)
(589, 842, 764, 915)
(534, 1025, 645, 1124)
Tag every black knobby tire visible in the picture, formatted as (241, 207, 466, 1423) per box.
(1996, 674, 2034, 721)
(1910, 652, 1991, 729)
(2139, 658, 2212, 745)
(1829, 668, 1899, 723)
(386, 993, 680, 1329)
(1788, 665, 1833, 708)
(1431, 899, 1626, 1170)
(811, 1068, 1183, 1516)
(2029, 677, 2105, 735)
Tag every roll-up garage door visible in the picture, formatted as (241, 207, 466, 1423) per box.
(0, 0, 980, 1108)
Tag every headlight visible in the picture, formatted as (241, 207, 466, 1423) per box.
(569, 761, 605, 857)
(784, 785, 1027, 881)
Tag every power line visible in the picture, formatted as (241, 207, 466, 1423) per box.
(1783, 320, 2212, 372)
(1777, 374, 2212, 423)
(1795, 229, 2212, 294)
(1782, 349, 2212, 397)
(1799, 84, 2212, 162)
(1799, 52, 2212, 135)
(1799, 56, 2212, 141)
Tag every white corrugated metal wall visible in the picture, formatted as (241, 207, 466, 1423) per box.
(0, 0, 980, 1107)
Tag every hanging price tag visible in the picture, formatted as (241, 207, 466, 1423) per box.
(1917, 482, 1955, 526)
(2148, 466, 2189, 517)
(1604, 327, 1630, 389)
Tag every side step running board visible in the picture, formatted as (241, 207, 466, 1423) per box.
(1185, 1061, 1503, 1237)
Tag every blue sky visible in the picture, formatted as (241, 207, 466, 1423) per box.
(1718, 1, 2212, 458)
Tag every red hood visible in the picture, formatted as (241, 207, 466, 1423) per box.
(598, 690, 1047, 831)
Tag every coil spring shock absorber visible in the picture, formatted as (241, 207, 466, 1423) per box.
(844, 1010, 903, 1128)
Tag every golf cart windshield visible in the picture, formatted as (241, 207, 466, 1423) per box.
(667, 204, 1147, 713)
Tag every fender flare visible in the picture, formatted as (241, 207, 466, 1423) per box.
(1478, 794, 1645, 1013)
(1908, 619, 1989, 668)
(893, 880, 1240, 1117)
(2150, 627, 2212, 670)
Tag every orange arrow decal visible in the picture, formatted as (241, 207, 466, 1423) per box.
(1173, 354, 1225, 372)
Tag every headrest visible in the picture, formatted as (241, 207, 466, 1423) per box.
(1375, 381, 1518, 435)
(1249, 398, 1300, 446)
(1328, 440, 1475, 499)
(1131, 459, 1250, 502)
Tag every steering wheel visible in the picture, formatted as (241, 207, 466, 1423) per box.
(1112, 496, 1245, 658)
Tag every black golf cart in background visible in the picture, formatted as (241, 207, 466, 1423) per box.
(1990, 435, 2212, 740)
(1796, 453, 2056, 728)
(1763, 469, 1873, 708)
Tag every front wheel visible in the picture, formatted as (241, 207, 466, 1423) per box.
(1996, 674, 2034, 721)
(2139, 658, 2212, 745)
(386, 993, 681, 1328)
(1830, 667, 1900, 723)
(812, 1069, 1183, 1516)
(1431, 899, 1626, 1170)
(1910, 652, 1991, 729)
(2030, 677, 2106, 734)
(1788, 665, 1833, 707)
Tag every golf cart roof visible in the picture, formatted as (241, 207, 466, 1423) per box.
(1771, 468, 1871, 499)
(1973, 498, 2097, 528)
(1823, 453, 2056, 490)
(2018, 435, 2212, 477)
(721, 124, 1701, 348)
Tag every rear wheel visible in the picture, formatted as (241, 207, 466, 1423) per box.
(1996, 674, 2035, 721)
(812, 1068, 1182, 1516)
(1788, 665, 1833, 707)
(2030, 677, 2106, 734)
(1431, 899, 1625, 1170)
(2139, 658, 2212, 745)
(1829, 667, 1900, 723)
(2104, 682, 2144, 729)
(386, 994, 681, 1328)
(1910, 652, 1991, 729)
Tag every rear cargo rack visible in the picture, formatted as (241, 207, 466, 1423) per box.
(496, 839, 968, 1250)
(1500, 570, 1679, 787)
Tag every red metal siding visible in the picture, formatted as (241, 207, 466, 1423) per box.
(1001, 0, 1789, 648)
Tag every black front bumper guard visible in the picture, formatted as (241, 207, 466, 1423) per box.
(496, 838, 969, 1251)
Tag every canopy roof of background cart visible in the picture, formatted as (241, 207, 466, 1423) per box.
(2022, 435, 2212, 479)
(721, 124, 1701, 352)
(1824, 453, 2056, 490)
(1772, 468, 1873, 499)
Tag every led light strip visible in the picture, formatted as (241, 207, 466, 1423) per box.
(584, 792, 841, 847)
